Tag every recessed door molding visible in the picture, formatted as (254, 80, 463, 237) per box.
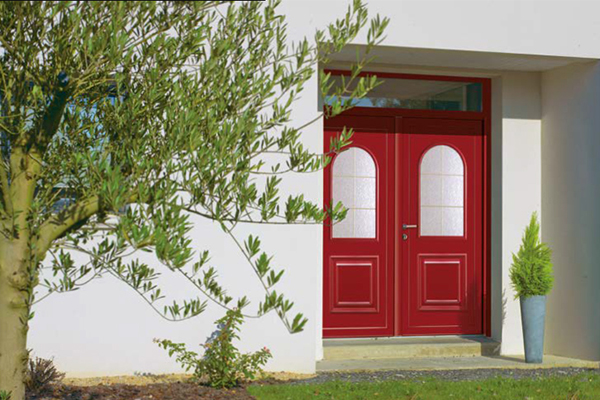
(323, 71, 491, 338)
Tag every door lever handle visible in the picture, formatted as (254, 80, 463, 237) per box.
(402, 224, 418, 230)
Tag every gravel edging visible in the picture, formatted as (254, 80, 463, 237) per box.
(282, 367, 600, 385)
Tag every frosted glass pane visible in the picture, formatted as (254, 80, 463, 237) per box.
(442, 176, 464, 207)
(420, 145, 464, 236)
(443, 207, 464, 236)
(333, 210, 354, 238)
(421, 207, 443, 236)
(421, 146, 442, 174)
(331, 147, 376, 238)
(421, 175, 442, 206)
(443, 146, 464, 175)
(332, 177, 354, 208)
(355, 177, 376, 208)
(356, 149, 376, 177)
(355, 209, 376, 238)
(332, 150, 354, 176)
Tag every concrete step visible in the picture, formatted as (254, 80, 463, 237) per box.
(323, 336, 500, 361)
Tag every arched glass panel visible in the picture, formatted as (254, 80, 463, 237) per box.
(332, 147, 376, 238)
(420, 145, 464, 236)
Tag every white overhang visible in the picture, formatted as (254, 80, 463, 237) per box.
(327, 44, 597, 74)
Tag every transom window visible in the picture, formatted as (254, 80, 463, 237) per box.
(325, 75, 482, 112)
(420, 145, 465, 236)
(332, 147, 376, 238)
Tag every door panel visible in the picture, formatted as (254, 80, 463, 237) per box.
(399, 118, 483, 335)
(323, 116, 395, 337)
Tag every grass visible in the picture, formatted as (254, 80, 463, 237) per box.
(248, 373, 600, 400)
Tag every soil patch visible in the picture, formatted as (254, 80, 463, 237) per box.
(28, 371, 313, 399)
(28, 382, 255, 400)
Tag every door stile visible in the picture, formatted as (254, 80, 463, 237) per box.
(393, 117, 403, 336)
(399, 125, 410, 335)
(483, 116, 492, 336)
(398, 118, 412, 335)
(387, 130, 398, 337)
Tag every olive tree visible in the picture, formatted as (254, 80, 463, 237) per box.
(0, 1, 387, 398)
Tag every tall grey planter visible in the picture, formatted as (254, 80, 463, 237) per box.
(520, 295, 547, 363)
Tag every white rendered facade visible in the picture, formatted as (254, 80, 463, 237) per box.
(29, 0, 600, 375)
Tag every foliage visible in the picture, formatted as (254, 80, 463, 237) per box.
(0, 2, 387, 396)
(509, 212, 554, 298)
(156, 309, 272, 388)
(24, 356, 66, 394)
(0, 391, 10, 400)
(0, 0, 387, 335)
(249, 374, 600, 400)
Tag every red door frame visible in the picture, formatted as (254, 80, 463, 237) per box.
(323, 70, 492, 337)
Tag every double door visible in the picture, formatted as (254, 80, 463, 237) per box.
(323, 115, 484, 337)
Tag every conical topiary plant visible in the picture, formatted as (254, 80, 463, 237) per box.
(510, 212, 554, 298)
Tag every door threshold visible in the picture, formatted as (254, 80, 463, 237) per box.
(324, 335, 493, 345)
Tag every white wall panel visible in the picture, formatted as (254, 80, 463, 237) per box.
(542, 61, 600, 361)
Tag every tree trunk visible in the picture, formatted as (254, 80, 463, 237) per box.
(0, 240, 30, 400)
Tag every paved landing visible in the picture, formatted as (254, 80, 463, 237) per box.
(317, 355, 599, 372)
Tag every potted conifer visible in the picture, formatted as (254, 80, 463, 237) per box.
(509, 212, 554, 363)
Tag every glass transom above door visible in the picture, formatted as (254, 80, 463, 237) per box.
(325, 75, 482, 112)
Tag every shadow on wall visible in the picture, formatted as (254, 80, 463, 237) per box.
(491, 72, 542, 351)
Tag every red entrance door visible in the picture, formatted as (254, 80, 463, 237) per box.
(323, 116, 484, 337)
(323, 116, 395, 337)
(399, 118, 483, 335)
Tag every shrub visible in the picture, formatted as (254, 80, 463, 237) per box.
(156, 309, 272, 388)
(0, 391, 11, 400)
(25, 356, 66, 394)
(510, 212, 554, 298)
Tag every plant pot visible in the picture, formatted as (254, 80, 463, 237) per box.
(520, 295, 547, 363)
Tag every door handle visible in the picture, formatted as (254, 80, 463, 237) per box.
(402, 224, 418, 230)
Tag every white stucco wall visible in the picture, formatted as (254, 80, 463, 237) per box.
(30, 77, 325, 376)
(29, 18, 326, 377)
(542, 61, 600, 361)
(27, 0, 600, 376)
(498, 72, 542, 355)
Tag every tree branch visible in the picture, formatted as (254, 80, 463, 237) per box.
(29, 83, 70, 150)
(223, 226, 298, 333)
(35, 196, 100, 260)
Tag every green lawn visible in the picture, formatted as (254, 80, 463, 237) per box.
(249, 373, 600, 400)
